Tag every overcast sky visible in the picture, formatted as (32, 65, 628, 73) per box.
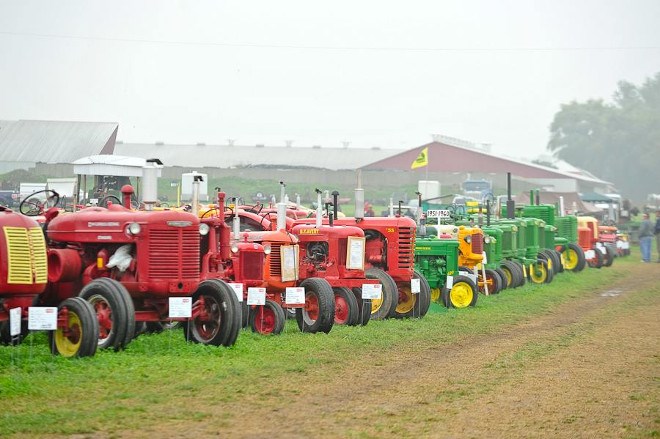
(1, 1, 659, 160)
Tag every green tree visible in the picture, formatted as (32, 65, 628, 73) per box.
(548, 72, 660, 202)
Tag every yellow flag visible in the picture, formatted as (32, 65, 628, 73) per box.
(410, 146, 428, 169)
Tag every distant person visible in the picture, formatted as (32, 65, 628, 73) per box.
(655, 210, 660, 262)
(639, 213, 653, 262)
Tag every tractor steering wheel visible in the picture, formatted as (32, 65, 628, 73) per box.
(19, 190, 60, 216)
(99, 195, 122, 208)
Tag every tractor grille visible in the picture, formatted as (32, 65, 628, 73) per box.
(268, 243, 282, 277)
(240, 251, 264, 282)
(502, 231, 512, 250)
(398, 227, 414, 270)
(338, 239, 347, 267)
(3, 226, 48, 284)
(148, 229, 200, 279)
(471, 234, 483, 254)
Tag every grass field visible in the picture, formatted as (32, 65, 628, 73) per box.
(0, 251, 657, 437)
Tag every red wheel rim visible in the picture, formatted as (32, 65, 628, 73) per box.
(194, 294, 221, 341)
(89, 295, 113, 342)
(304, 292, 319, 322)
(253, 305, 276, 334)
(334, 295, 349, 324)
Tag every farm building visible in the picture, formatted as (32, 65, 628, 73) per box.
(0, 120, 614, 199)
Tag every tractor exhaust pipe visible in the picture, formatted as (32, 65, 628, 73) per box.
(559, 196, 565, 217)
(486, 200, 491, 226)
(535, 189, 540, 206)
(315, 189, 322, 229)
(192, 174, 203, 217)
(506, 172, 514, 219)
(217, 188, 226, 222)
(354, 170, 365, 220)
(277, 181, 286, 231)
(332, 191, 339, 223)
(232, 197, 240, 239)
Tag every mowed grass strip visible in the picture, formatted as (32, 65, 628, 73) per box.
(0, 255, 640, 436)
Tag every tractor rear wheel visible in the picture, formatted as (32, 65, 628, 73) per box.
(562, 243, 586, 272)
(536, 254, 554, 284)
(394, 270, 431, 318)
(296, 278, 335, 333)
(442, 275, 478, 308)
(540, 249, 560, 276)
(79, 278, 135, 351)
(50, 297, 98, 358)
(588, 247, 604, 269)
(481, 269, 502, 294)
(184, 279, 241, 346)
(249, 299, 285, 335)
(529, 260, 550, 284)
(365, 268, 398, 320)
(495, 267, 509, 290)
(333, 287, 359, 326)
(351, 288, 372, 326)
(500, 260, 522, 288)
(602, 245, 614, 267)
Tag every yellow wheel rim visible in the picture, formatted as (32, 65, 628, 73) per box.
(54, 311, 83, 358)
(529, 262, 547, 284)
(431, 288, 440, 302)
(502, 268, 513, 286)
(371, 296, 384, 314)
(562, 249, 578, 270)
(450, 282, 473, 308)
(395, 287, 415, 314)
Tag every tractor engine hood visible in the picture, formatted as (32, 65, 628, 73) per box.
(47, 205, 200, 244)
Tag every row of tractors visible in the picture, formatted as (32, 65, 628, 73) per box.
(0, 175, 626, 358)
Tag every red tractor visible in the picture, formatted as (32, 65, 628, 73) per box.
(298, 190, 431, 321)
(28, 186, 242, 351)
(0, 205, 98, 357)
(235, 187, 377, 328)
(229, 210, 337, 335)
(577, 216, 614, 268)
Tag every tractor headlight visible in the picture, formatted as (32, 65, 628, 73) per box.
(127, 222, 141, 235)
(465, 235, 472, 244)
(231, 243, 239, 253)
(199, 223, 210, 236)
(263, 243, 272, 255)
(484, 236, 491, 244)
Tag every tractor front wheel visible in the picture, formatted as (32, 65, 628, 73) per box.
(495, 267, 509, 290)
(79, 278, 135, 351)
(333, 287, 359, 326)
(296, 278, 335, 333)
(562, 243, 586, 272)
(184, 279, 241, 347)
(249, 299, 285, 335)
(50, 297, 98, 358)
(365, 268, 398, 320)
(442, 275, 478, 308)
(480, 269, 503, 294)
(529, 260, 550, 284)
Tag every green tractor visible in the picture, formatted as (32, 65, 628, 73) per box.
(414, 235, 478, 309)
(521, 199, 586, 273)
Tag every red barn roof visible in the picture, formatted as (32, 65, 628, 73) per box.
(361, 141, 608, 184)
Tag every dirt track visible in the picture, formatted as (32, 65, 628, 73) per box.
(119, 263, 659, 439)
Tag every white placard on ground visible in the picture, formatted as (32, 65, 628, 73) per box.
(9, 307, 21, 336)
(169, 297, 192, 318)
(446, 275, 454, 289)
(285, 287, 305, 305)
(361, 283, 382, 300)
(228, 283, 244, 302)
(28, 307, 57, 331)
(411, 278, 420, 294)
(247, 287, 266, 305)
